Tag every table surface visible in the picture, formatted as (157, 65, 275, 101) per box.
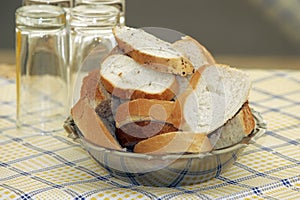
(0, 62, 299, 199)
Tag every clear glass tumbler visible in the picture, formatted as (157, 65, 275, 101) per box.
(22, 0, 74, 8)
(74, 0, 125, 26)
(69, 4, 119, 106)
(15, 5, 69, 133)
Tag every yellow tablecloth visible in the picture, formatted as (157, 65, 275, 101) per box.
(0, 69, 299, 200)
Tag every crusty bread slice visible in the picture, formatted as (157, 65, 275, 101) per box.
(172, 36, 217, 97)
(71, 97, 123, 150)
(116, 121, 178, 149)
(172, 36, 216, 70)
(114, 98, 180, 128)
(177, 64, 252, 134)
(80, 68, 111, 108)
(209, 102, 255, 149)
(73, 69, 123, 150)
(133, 132, 212, 154)
(100, 54, 179, 100)
(112, 26, 195, 76)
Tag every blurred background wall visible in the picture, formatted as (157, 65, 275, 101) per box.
(0, 0, 299, 64)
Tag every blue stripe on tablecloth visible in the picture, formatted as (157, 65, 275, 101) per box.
(76, 184, 161, 200)
(251, 101, 300, 121)
(233, 162, 284, 182)
(165, 163, 217, 176)
(251, 88, 300, 105)
(250, 70, 300, 83)
(0, 120, 65, 135)
(169, 158, 192, 187)
(119, 156, 140, 185)
(253, 143, 300, 164)
(281, 178, 293, 187)
(158, 187, 212, 200)
(0, 183, 27, 199)
(20, 175, 119, 199)
(215, 156, 223, 177)
(4, 145, 77, 166)
(268, 123, 300, 133)
(265, 130, 300, 146)
(0, 78, 66, 134)
(119, 187, 160, 200)
(0, 157, 91, 182)
(52, 135, 80, 146)
(215, 175, 300, 200)
(243, 140, 300, 157)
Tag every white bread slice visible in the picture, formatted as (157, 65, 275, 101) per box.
(177, 64, 252, 134)
(133, 131, 212, 154)
(172, 36, 216, 71)
(71, 97, 123, 150)
(211, 102, 255, 149)
(112, 26, 195, 76)
(100, 54, 179, 100)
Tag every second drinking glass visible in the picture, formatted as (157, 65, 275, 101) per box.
(69, 5, 120, 107)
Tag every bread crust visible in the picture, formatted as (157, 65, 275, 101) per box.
(134, 132, 212, 154)
(241, 102, 255, 135)
(113, 27, 195, 76)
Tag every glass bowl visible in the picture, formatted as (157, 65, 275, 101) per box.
(65, 27, 267, 186)
(64, 109, 266, 187)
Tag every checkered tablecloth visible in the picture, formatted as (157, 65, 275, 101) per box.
(0, 69, 299, 200)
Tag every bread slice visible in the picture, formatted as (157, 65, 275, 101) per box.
(177, 64, 252, 134)
(73, 69, 123, 150)
(209, 102, 255, 149)
(172, 36, 217, 97)
(172, 36, 216, 71)
(116, 121, 178, 149)
(71, 97, 123, 150)
(114, 98, 180, 128)
(112, 26, 195, 76)
(80, 68, 111, 108)
(133, 132, 212, 154)
(100, 54, 179, 100)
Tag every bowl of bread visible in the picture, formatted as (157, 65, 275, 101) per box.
(64, 26, 267, 187)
